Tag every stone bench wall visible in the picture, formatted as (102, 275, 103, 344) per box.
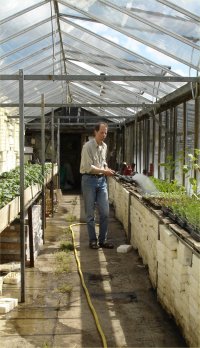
(108, 177, 200, 347)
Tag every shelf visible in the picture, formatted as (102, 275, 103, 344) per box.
(0, 168, 58, 234)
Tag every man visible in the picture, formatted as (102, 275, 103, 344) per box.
(80, 123, 115, 249)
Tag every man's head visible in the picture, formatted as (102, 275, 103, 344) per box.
(94, 123, 108, 144)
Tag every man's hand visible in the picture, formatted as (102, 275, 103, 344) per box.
(104, 168, 115, 176)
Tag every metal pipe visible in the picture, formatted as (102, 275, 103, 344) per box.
(0, 102, 158, 108)
(51, 109, 55, 216)
(57, 118, 60, 189)
(0, 74, 199, 82)
(8, 114, 138, 118)
(41, 94, 46, 242)
(19, 69, 25, 303)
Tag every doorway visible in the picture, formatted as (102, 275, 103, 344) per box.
(60, 133, 82, 192)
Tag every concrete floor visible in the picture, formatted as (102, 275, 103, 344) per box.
(0, 193, 187, 348)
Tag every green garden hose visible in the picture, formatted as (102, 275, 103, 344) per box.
(69, 223, 108, 348)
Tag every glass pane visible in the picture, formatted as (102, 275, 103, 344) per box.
(60, 1, 200, 71)
(185, 99, 195, 194)
(109, 0, 200, 45)
(61, 17, 178, 101)
(167, 0, 200, 16)
(0, 0, 43, 20)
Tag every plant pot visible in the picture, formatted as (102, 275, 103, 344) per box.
(167, 210, 177, 223)
(161, 206, 177, 222)
(161, 206, 168, 215)
(175, 215, 187, 229)
(142, 196, 162, 209)
(190, 230, 200, 242)
(185, 222, 200, 242)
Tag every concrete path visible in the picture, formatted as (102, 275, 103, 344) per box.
(0, 193, 187, 347)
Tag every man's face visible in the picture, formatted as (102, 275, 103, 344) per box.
(95, 124, 108, 143)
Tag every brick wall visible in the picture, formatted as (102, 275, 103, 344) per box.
(0, 108, 19, 174)
(108, 177, 200, 347)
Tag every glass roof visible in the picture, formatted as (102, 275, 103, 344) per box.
(0, 0, 199, 124)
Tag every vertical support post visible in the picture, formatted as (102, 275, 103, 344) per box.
(139, 122, 142, 173)
(51, 109, 55, 216)
(164, 110, 169, 180)
(143, 119, 146, 171)
(143, 118, 149, 172)
(132, 121, 135, 164)
(57, 118, 60, 189)
(182, 102, 187, 186)
(169, 108, 174, 181)
(152, 116, 155, 171)
(41, 94, 46, 242)
(172, 107, 177, 181)
(146, 119, 150, 172)
(194, 96, 200, 184)
(28, 206, 34, 267)
(135, 119, 138, 171)
(158, 113, 162, 178)
(127, 192, 131, 244)
(19, 69, 25, 303)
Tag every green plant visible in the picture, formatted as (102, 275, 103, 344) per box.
(150, 177, 185, 193)
(60, 241, 74, 252)
(182, 149, 200, 196)
(56, 284, 73, 294)
(42, 342, 50, 348)
(64, 227, 72, 238)
(66, 214, 77, 222)
(0, 163, 53, 209)
(54, 251, 71, 274)
(159, 154, 176, 179)
(148, 176, 200, 233)
(159, 148, 200, 196)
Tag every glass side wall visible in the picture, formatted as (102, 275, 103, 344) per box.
(125, 95, 199, 195)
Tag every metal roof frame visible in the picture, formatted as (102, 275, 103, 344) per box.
(0, 0, 200, 124)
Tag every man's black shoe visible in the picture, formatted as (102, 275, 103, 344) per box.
(99, 242, 114, 249)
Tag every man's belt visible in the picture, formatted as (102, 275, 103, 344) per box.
(82, 173, 105, 177)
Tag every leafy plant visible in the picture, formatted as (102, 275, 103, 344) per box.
(148, 176, 200, 234)
(159, 149, 200, 195)
(60, 241, 74, 252)
(56, 284, 73, 294)
(182, 149, 200, 196)
(54, 251, 71, 274)
(0, 163, 53, 209)
(150, 177, 185, 193)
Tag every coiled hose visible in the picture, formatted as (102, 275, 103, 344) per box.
(69, 223, 108, 348)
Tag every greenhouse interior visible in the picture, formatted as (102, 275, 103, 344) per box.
(0, 1, 200, 347)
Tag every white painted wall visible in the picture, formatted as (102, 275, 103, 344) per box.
(0, 109, 19, 173)
(108, 177, 200, 348)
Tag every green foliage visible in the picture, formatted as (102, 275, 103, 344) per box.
(159, 154, 176, 173)
(148, 176, 200, 232)
(0, 163, 52, 209)
(66, 214, 77, 222)
(150, 177, 185, 193)
(56, 284, 73, 294)
(183, 149, 200, 195)
(60, 241, 74, 252)
(54, 251, 71, 274)
(159, 148, 200, 195)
